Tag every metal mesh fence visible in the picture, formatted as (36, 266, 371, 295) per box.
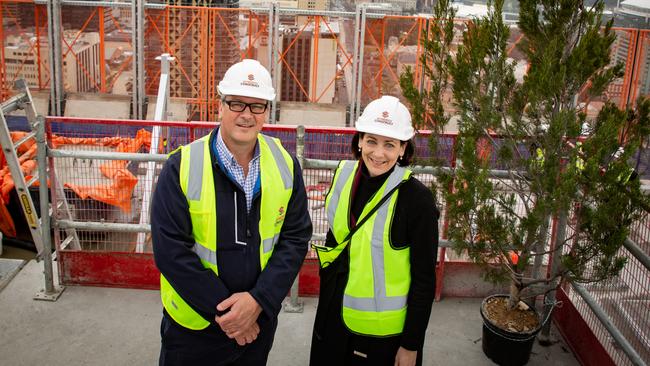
(564, 244, 650, 366)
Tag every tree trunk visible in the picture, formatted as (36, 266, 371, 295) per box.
(508, 280, 520, 309)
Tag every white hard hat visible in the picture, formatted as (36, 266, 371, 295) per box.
(355, 96, 414, 141)
(217, 59, 276, 101)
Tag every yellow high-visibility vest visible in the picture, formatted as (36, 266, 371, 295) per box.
(315, 160, 412, 336)
(160, 131, 294, 330)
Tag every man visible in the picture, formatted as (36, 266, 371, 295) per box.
(152, 59, 312, 365)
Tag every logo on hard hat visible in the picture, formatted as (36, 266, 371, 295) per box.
(241, 74, 260, 88)
(374, 111, 393, 125)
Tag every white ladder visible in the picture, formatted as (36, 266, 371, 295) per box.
(0, 80, 79, 256)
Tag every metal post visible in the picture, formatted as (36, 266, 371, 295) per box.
(418, 18, 428, 95)
(350, 4, 361, 125)
(354, 5, 368, 122)
(47, 0, 63, 116)
(269, 2, 280, 124)
(267, 2, 275, 108)
(539, 210, 567, 342)
(131, 0, 145, 119)
(283, 125, 306, 313)
(34, 114, 64, 301)
(135, 54, 174, 253)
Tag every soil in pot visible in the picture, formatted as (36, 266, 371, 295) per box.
(481, 295, 542, 366)
(483, 296, 540, 333)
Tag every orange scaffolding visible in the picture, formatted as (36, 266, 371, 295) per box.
(1, 4, 649, 123)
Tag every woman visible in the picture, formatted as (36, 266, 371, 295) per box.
(310, 96, 439, 366)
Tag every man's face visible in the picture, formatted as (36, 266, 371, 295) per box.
(219, 95, 268, 152)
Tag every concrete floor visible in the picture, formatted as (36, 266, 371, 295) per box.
(0, 260, 579, 366)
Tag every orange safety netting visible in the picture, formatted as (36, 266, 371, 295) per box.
(0, 129, 152, 238)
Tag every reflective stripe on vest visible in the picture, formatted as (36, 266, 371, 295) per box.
(312, 161, 357, 267)
(318, 160, 412, 336)
(160, 131, 294, 330)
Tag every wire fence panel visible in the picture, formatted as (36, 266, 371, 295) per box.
(564, 245, 650, 366)
(47, 118, 159, 252)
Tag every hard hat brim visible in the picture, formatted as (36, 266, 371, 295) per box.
(218, 85, 276, 101)
(355, 121, 414, 141)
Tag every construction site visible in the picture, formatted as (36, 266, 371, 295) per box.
(0, 0, 649, 365)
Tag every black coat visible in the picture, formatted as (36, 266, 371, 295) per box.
(310, 163, 439, 366)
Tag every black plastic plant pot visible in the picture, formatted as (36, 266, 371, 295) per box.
(480, 294, 542, 366)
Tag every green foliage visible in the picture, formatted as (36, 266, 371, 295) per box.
(403, 0, 650, 306)
(400, 0, 456, 168)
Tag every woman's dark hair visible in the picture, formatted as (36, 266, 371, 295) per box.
(351, 132, 416, 166)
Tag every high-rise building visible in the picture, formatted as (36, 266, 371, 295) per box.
(617, 0, 650, 28)
(297, 0, 330, 25)
(298, 0, 329, 11)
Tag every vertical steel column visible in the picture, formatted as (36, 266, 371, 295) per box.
(539, 210, 567, 341)
(283, 125, 305, 313)
(417, 18, 427, 95)
(35, 8, 43, 90)
(35, 111, 64, 301)
(354, 5, 368, 122)
(350, 4, 361, 125)
(47, 0, 63, 116)
(32, 116, 63, 301)
(267, 2, 274, 84)
(312, 16, 320, 102)
(0, 3, 5, 100)
(269, 2, 280, 124)
(99, 7, 106, 93)
(132, 0, 146, 119)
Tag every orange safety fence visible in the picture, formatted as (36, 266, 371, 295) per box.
(0, 128, 151, 238)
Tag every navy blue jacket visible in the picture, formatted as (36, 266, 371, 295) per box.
(152, 129, 312, 327)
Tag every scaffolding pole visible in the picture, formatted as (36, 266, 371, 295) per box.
(131, 0, 146, 119)
(46, 0, 63, 116)
(283, 125, 305, 313)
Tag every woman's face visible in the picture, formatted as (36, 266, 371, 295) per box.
(358, 133, 406, 177)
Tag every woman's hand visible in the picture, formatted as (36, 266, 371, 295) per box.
(394, 347, 417, 366)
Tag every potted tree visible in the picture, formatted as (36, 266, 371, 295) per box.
(402, 0, 650, 365)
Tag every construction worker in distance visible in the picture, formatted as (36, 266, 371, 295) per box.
(151, 59, 312, 366)
(309, 96, 439, 366)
